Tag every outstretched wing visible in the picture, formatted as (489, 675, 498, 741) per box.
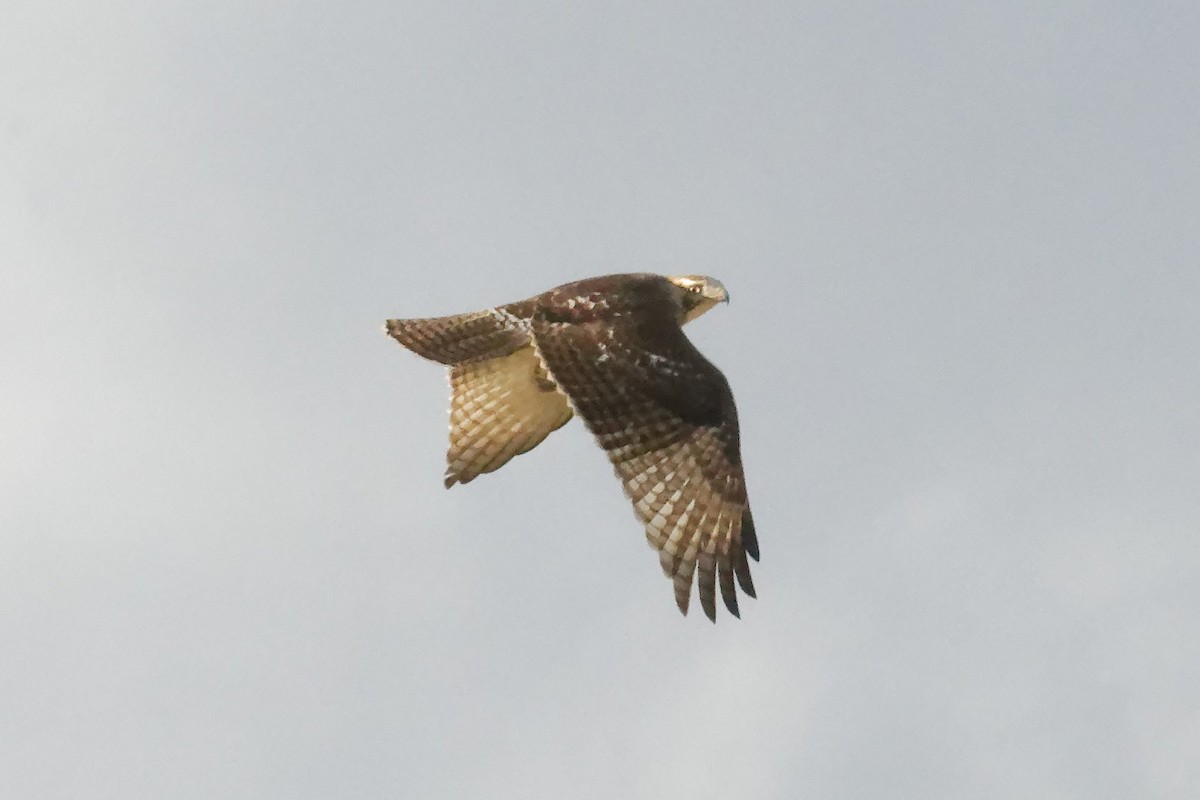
(531, 311, 757, 621)
(386, 307, 573, 486)
(444, 346, 572, 486)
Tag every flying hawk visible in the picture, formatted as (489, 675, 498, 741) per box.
(385, 273, 758, 621)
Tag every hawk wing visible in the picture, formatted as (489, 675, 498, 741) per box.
(531, 309, 758, 621)
(386, 309, 573, 486)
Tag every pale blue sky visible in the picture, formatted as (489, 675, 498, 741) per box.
(3, 2, 1199, 797)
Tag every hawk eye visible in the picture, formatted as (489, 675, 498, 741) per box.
(688, 284, 703, 293)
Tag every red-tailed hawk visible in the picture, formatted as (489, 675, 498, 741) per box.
(385, 273, 758, 621)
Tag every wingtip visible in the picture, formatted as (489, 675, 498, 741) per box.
(741, 509, 760, 561)
(674, 587, 690, 618)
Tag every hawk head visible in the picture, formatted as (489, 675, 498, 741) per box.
(667, 275, 730, 324)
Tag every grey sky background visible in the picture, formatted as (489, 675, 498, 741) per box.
(3, 1, 1199, 797)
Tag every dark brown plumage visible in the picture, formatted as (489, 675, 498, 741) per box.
(385, 273, 757, 621)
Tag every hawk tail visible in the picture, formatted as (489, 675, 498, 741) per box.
(385, 308, 530, 365)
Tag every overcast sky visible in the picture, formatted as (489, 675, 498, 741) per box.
(3, 1, 1199, 798)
